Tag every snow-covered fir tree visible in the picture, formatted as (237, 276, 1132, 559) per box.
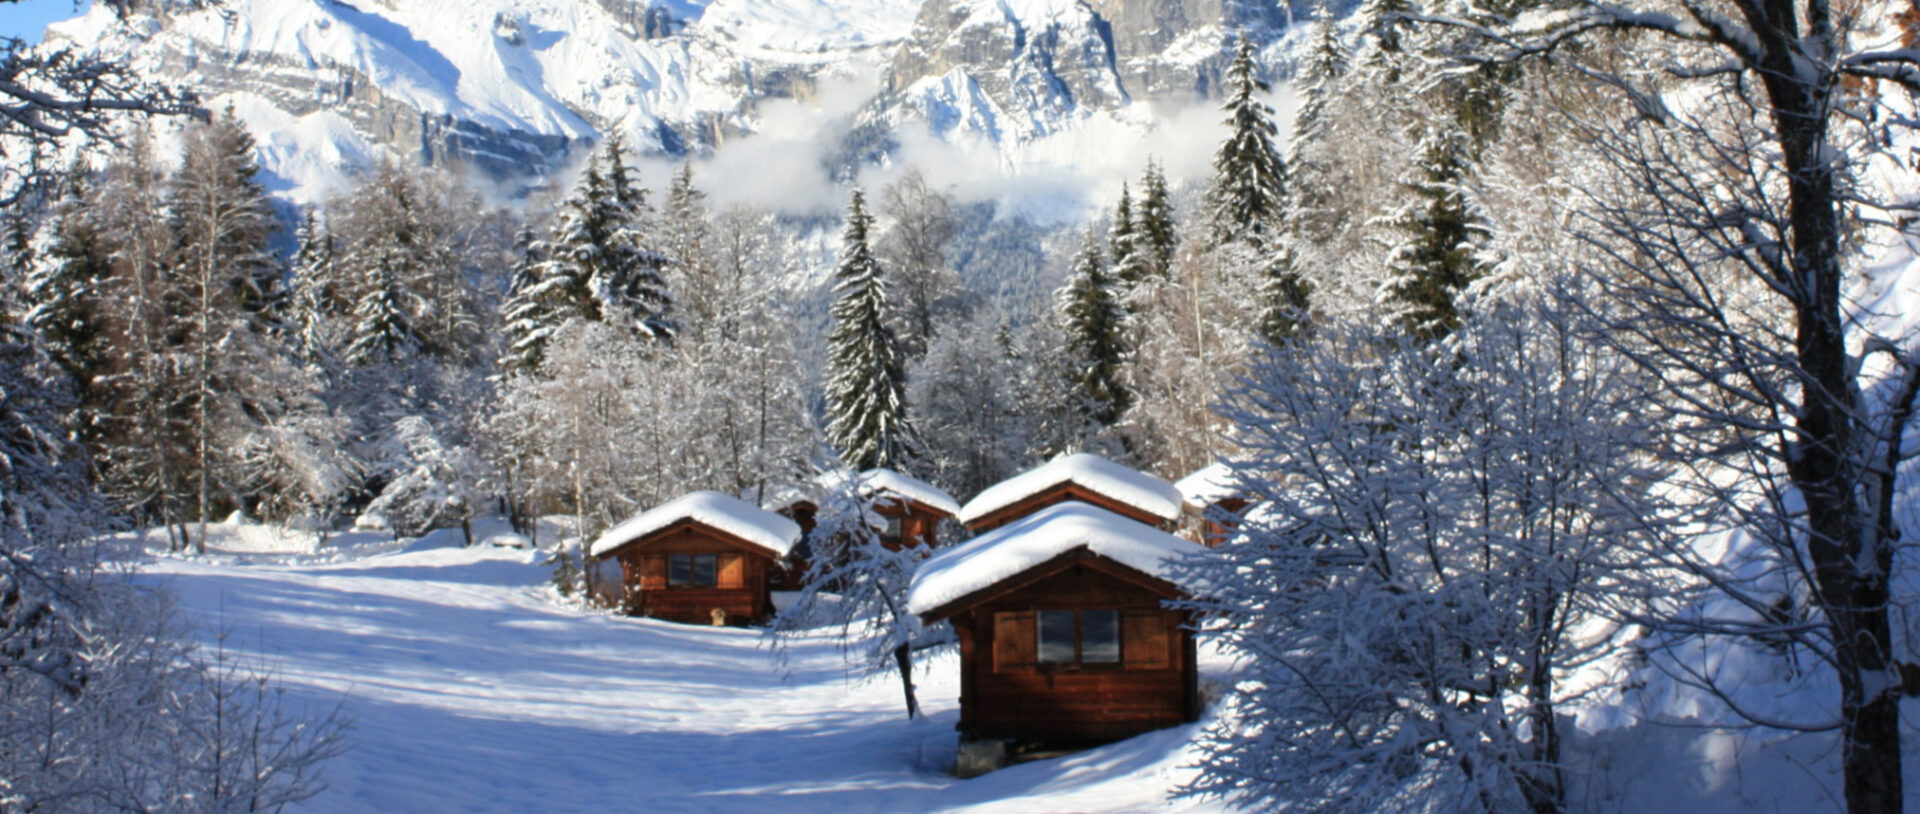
(25, 169, 110, 389)
(825, 188, 917, 472)
(535, 136, 676, 345)
(288, 208, 343, 365)
(1134, 160, 1177, 284)
(1107, 182, 1149, 298)
(1204, 38, 1288, 251)
(498, 225, 551, 377)
(1055, 226, 1130, 429)
(1381, 123, 1486, 342)
(1289, 1, 1347, 174)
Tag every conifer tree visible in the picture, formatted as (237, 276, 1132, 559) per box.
(1055, 226, 1130, 426)
(25, 169, 109, 386)
(1108, 182, 1148, 295)
(1290, 2, 1347, 168)
(1135, 160, 1177, 283)
(1255, 243, 1313, 345)
(536, 138, 676, 344)
(1205, 38, 1288, 250)
(288, 209, 339, 364)
(498, 226, 550, 376)
(1382, 124, 1485, 343)
(345, 250, 419, 365)
(168, 112, 289, 541)
(1353, 0, 1418, 85)
(824, 189, 917, 471)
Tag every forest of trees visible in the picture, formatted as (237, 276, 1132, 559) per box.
(3, 0, 1919, 808)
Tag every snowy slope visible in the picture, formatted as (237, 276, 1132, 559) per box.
(131, 534, 1234, 813)
(117, 520, 1920, 812)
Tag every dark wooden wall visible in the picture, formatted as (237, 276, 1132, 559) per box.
(876, 500, 942, 549)
(613, 523, 776, 625)
(949, 559, 1196, 743)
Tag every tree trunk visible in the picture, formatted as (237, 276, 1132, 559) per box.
(1759, 48, 1903, 814)
(893, 643, 920, 720)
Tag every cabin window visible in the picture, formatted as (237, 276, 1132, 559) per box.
(668, 554, 717, 587)
(1036, 609, 1121, 666)
(881, 514, 903, 541)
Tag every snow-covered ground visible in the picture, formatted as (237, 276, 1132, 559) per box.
(119, 518, 1920, 811)
(127, 523, 1231, 813)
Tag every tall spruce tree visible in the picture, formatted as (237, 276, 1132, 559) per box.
(288, 208, 340, 364)
(1109, 183, 1149, 297)
(1382, 124, 1485, 343)
(1205, 38, 1288, 250)
(1290, 2, 1347, 168)
(824, 189, 916, 471)
(498, 226, 550, 376)
(168, 112, 287, 542)
(1055, 226, 1130, 427)
(345, 249, 419, 365)
(25, 169, 109, 388)
(1135, 160, 1177, 283)
(536, 138, 676, 344)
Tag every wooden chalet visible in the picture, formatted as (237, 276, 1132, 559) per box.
(767, 493, 818, 591)
(1175, 463, 1251, 548)
(907, 501, 1207, 747)
(859, 469, 961, 550)
(590, 491, 801, 626)
(766, 470, 960, 589)
(956, 453, 1184, 534)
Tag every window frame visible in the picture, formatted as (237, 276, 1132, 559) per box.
(667, 553, 718, 588)
(1033, 608, 1123, 670)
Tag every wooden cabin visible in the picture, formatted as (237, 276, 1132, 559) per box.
(766, 470, 960, 589)
(590, 491, 801, 626)
(859, 469, 960, 550)
(909, 501, 1207, 745)
(1175, 463, 1251, 548)
(768, 496, 818, 591)
(957, 453, 1184, 534)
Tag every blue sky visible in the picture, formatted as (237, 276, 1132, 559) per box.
(2, 0, 89, 44)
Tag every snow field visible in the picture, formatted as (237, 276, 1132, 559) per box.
(124, 517, 1920, 812)
(135, 534, 1231, 813)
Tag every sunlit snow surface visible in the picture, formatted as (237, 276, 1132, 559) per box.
(127, 522, 1231, 813)
(117, 513, 1920, 812)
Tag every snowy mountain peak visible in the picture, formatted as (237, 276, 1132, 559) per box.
(47, 0, 1294, 208)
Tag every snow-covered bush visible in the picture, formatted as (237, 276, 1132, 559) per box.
(362, 415, 484, 541)
(1185, 295, 1666, 813)
(767, 464, 946, 719)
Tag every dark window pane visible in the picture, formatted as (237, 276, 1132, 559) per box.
(1082, 610, 1120, 663)
(1038, 610, 1075, 663)
(668, 555, 691, 587)
(692, 554, 717, 587)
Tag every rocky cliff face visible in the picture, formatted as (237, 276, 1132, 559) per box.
(46, 0, 1293, 202)
(882, 0, 1285, 142)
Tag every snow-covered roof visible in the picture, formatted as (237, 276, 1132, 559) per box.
(1176, 463, 1251, 508)
(907, 501, 1207, 617)
(957, 453, 1183, 527)
(859, 469, 961, 517)
(590, 491, 801, 559)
